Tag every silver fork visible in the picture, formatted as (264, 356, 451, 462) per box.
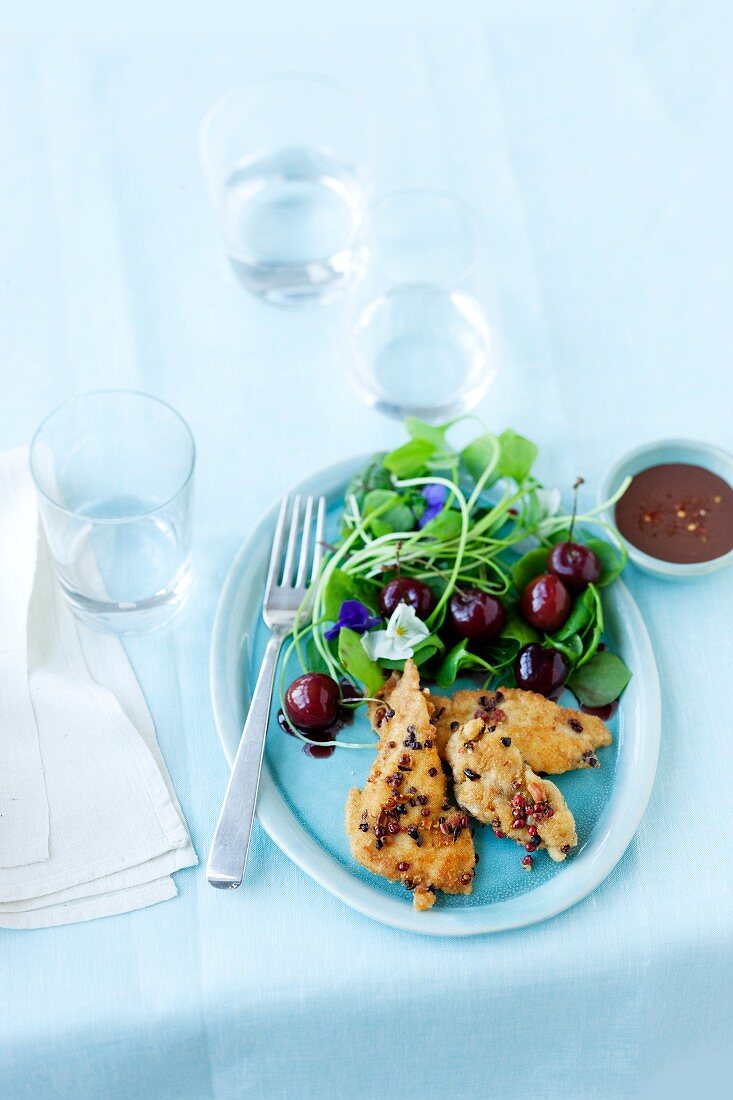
(207, 493, 326, 889)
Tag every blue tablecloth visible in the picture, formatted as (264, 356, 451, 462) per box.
(2, 9, 732, 1098)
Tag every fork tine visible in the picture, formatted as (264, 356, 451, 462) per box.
(295, 496, 315, 588)
(264, 495, 289, 598)
(311, 496, 327, 581)
(280, 495, 301, 587)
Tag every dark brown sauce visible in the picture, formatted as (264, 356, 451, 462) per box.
(615, 462, 733, 564)
(277, 707, 352, 759)
(580, 700, 618, 721)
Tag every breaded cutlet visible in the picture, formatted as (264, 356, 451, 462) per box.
(446, 717, 578, 862)
(431, 688, 612, 773)
(346, 660, 476, 910)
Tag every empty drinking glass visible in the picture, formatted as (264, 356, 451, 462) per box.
(348, 189, 495, 420)
(199, 73, 372, 307)
(29, 391, 195, 633)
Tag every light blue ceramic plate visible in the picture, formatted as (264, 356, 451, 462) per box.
(210, 457, 661, 936)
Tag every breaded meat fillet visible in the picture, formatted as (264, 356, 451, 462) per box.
(446, 717, 578, 862)
(346, 660, 476, 910)
(431, 688, 612, 773)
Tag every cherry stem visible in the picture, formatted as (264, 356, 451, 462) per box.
(568, 477, 585, 541)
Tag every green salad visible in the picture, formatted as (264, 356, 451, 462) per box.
(279, 417, 632, 749)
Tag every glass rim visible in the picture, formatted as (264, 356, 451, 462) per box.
(198, 70, 375, 167)
(29, 388, 196, 524)
(369, 187, 484, 287)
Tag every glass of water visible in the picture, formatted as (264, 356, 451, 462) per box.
(199, 73, 372, 307)
(29, 391, 195, 634)
(348, 188, 495, 420)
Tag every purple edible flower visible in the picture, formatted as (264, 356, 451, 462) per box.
(325, 599, 382, 641)
(418, 483, 448, 529)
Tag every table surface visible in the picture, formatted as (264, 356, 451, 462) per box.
(2, 8, 732, 1099)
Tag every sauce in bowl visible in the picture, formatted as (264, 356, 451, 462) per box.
(615, 463, 733, 564)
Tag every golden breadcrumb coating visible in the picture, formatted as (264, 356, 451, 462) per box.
(430, 688, 612, 773)
(446, 718, 578, 861)
(346, 660, 475, 910)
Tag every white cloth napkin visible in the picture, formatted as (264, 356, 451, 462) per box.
(0, 448, 197, 929)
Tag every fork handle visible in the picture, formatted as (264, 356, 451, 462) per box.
(207, 630, 285, 889)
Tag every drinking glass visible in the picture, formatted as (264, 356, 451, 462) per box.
(29, 391, 195, 634)
(199, 73, 372, 307)
(348, 189, 495, 420)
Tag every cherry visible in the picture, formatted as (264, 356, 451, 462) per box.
(519, 573, 572, 633)
(447, 588, 507, 643)
(548, 542, 601, 592)
(285, 673, 340, 732)
(546, 476, 602, 592)
(515, 644, 569, 696)
(378, 577, 436, 620)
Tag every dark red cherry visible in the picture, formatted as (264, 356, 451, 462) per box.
(378, 577, 436, 620)
(514, 644, 569, 696)
(519, 573, 572, 633)
(447, 587, 507, 643)
(548, 541, 602, 592)
(285, 673, 340, 732)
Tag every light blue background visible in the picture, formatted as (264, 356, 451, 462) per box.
(1, 6, 732, 1098)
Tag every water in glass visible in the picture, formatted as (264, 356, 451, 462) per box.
(223, 147, 365, 305)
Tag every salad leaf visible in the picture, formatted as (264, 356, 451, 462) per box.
(404, 417, 455, 449)
(568, 651, 632, 707)
(435, 639, 494, 689)
(461, 431, 499, 486)
(344, 455, 391, 504)
(463, 428, 537, 498)
(483, 637, 524, 670)
(337, 627, 385, 696)
(383, 438, 435, 477)
(362, 489, 415, 534)
(495, 429, 538, 483)
(511, 547, 549, 593)
(419, 506, 463, 540)
(576, 584, 604, 666)
(405, 418, 464, 472)
(584, 537, 626, 587)
(323, 568, 376, 621)
(362, 488, 398, 513)
(500, 611, 540, 649)
(554, 587, 596, 641)
(301, 636, 330, 676)
(545, 632, 584, 666)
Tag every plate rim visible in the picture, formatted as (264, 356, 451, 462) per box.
(210, 455, 662, 936)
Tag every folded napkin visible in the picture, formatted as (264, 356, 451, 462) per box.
(0, 448, 197, 929)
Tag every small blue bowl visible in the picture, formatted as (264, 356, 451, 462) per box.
(600, 438, 733, 579)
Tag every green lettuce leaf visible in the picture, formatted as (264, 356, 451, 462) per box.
(584, 537, 626, 586)
(568, 651, 632, 707)
(495, 429, 538, 483)
(511, 547, 549, 593)
(435, 639, 494, 689)
(362, 489, 415, 534)
(383, 438, 435, 477)
(323, 568, 377, 621)
(554, 587, 596, 641)
(337, 628, 385, 696)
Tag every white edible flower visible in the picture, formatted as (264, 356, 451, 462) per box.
(361, 602, 430, 661)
